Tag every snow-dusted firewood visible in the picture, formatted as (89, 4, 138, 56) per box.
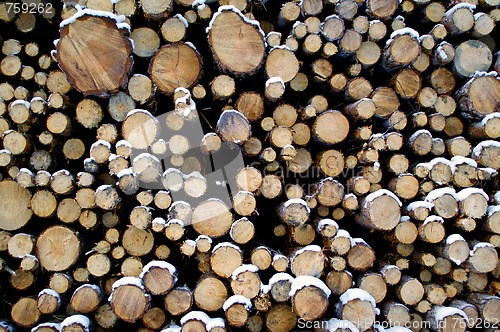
(139, 261, 177, 295)
(357, 272, 387, 304)
(10, 297, 41, 327)
(194, 273, 228, 312)
(223, 295, 252, 327)
(336, 288, 379, 331)
(441, 3, 475, 35)
(466, 242, 498, 273)
(466, 293, 500, 325)
(55, 10, 133, 97)
(356, 189, 402, 231)
(230, 264, 261, 299)
(164, 286, 193, 317)
(347, 238, 376, 271)
(290, 245, 325, 277)
(278, 198, 310, 226)
(396, 276, 425, 306)
(149, 43, 201, 96)
(425, 305, 468, 332)
(109, 277, 150, 323)
(70, 284, 102, 314)
(208, 6, 265, 76)
(37, 289, 61, 314)
(472, 140, 500, 169)
(2, 0, 500, 330)
(457, 72, 500, 118)
(290, 276, 330, 321)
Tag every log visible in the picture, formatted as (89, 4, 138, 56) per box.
(208, 7, 265, 76)
(37, 289, 61, 314)
(356, 190, 402, 231)
(70, 284, 102, 314)
(56, 10, 133, 97)
(453, 40, 492, 78)
(347, 239, 376, 271)
(140, 261, 177, 295)
(336, 288, 378, 331)
(290, 276, 330, 321)
(265, 46, 300, 83)
(194, 273, 228, 311)
(442, 3, 475, 35)
(457, 73, 500, 118)
(110, 277, 150, 323)
(149, 43, 202, 95)
(426, 306, 467, 332)
(11, 297, 40, 328)
(36, 226, 80, 271)
(223, 296, 251, 327)
(312, 110, 349, 145)
(0, 180, 32, 230)
(383, 28, 421, 70)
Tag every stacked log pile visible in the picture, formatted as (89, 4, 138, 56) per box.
(0, 0, 500, 331)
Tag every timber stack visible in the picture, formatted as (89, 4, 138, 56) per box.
(0, 0, 500, 331)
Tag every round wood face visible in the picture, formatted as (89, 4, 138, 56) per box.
(57, 16, 133, 97)
(36, 226, 81, 272)
(209, 10, 265, 75)
(0, 180, 32, 231)
(149, 43, 202, 95)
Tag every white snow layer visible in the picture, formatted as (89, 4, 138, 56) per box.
(60, 8, 126, 28)
(269, 272, 294, 287)
(283, 198, 311, 213)
(447, 2, 475, 14)
(339, 288, 379, 315)
(423, 215, 444, 225)
(317, 218, 339, 232)
(206, 318, 225, 330)
(31, 323, 60, 332)
(425, 187, 457, 202)
(473, 140, 500, 158)
(265, 76, 285, 89)
(232, 264, 259, 280)
(222, 295, 252, 311)
(11, 100, 30, 108)
(111, 276, 144, 291)
(38, 288, 61, 303)
(289, 275, 331, 297)
(140, 260, 177, 279)
(455, 188, 488, 201)
(180, 311, 211, 325)
(61, 315, 90, 330)
(433, 306, 468, 322)
(292, 245, 322, 265)
(174, 13, 189, 27)
(390, 27, 419, 40)
(161, 325, 181, 332)
(364, 189, 402, 207)
(406, 201, 434, 211)
(487, 205, 500, 216)
(446, 234, 466, 245)
(212, 241, 241, 253)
